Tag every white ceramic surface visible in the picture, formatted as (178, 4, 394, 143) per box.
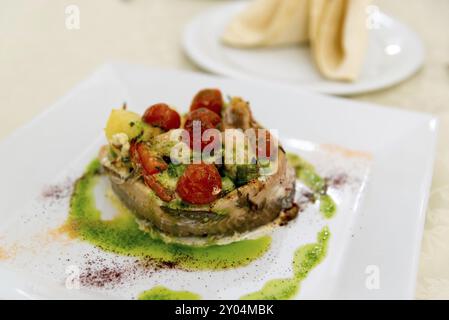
(0, 63, 437, 299)
(182, 2, 425, 96)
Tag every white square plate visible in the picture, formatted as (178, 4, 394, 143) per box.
(0, 63, 437, 299)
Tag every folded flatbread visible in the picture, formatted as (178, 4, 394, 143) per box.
(222, 0, 310, 47)
(222, 0, 372, 81)
(311, 0, 371, 81)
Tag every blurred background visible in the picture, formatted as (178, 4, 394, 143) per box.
(0, 0, 448, 298)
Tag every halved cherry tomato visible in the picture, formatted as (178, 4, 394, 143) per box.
(190, 89, 223, 115)
(142, 103, 181, 131)
(143, 174, 174, 202)
(130, 142, 173, 201)
(176, 163, 222, 205)
(129, 142, 140, 165)
(134, 143, 168, 175)
(184, 108, 221, 151)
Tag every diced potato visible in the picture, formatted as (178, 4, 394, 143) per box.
(105, 109, 142, 141)
(105, 109, 162, 142)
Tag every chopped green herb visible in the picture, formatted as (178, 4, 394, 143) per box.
(221, 176, 236, 195)
(235, 164, 259, 187)
(167, 163, 186, 178)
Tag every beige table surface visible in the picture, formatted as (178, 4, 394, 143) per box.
(1, 0, 448, 299)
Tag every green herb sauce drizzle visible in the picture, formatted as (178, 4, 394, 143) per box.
(70, 158, 332, 300)
(240, 227, 330, 300)
(67, 159, 271, 270)
(137, 227, 330, 300)
(138, 286, 201, 300)
(286, 153, 337, 218)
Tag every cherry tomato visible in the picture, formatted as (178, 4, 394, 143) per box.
(142, 103, 181, 131)
(176, 163, 222, 205)
(130, 142, 173, 201)
(190, 89, 223, 115)
(143, 174, 174, 202)
(131, 142, 168, 175)
(184, 108, 221, 151)
(129, 142, 140, 165)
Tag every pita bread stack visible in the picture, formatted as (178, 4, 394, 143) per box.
(222, 0, 372, 81)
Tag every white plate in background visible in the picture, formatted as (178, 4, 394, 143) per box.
(183, 2, 425, 96)
(0, 63, 437, 299)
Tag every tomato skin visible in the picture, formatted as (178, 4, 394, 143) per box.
(133, 143, 168, 175)
(142, 103, 181, 131)
(130, 142, 173, 201)
(129, 142, 140, 165)
(190, 89, 223, 115)
(184, 108, 222, 151)
(176, 164, 222, 205)
(143, 174, 174, 202)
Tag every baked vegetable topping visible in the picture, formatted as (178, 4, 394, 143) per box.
(99, 88, 299, 241)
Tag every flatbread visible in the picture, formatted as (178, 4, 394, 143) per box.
(222, 0, 372, 81)
(222, 0, 309, 47)
(312, 0, 371, 81)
